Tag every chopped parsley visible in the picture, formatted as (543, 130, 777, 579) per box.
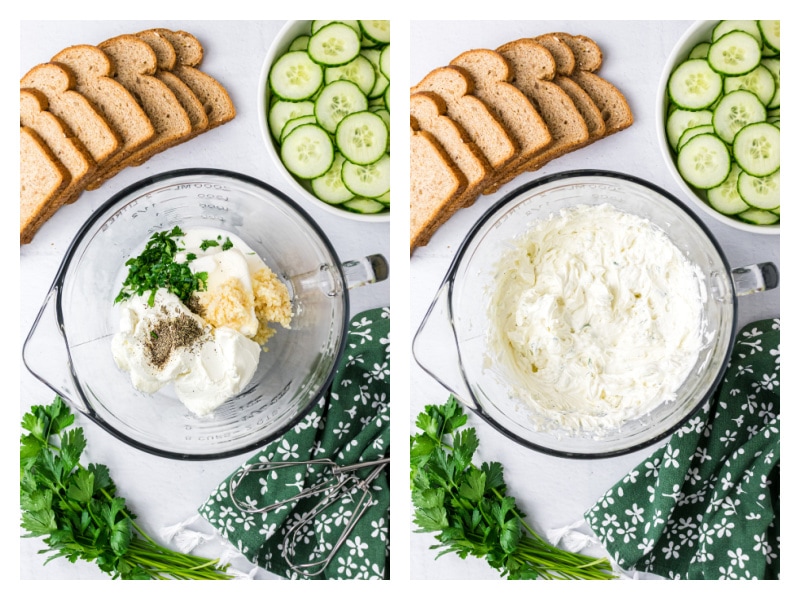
(114, 226, 208, 306)
(199, 235, 233, 252)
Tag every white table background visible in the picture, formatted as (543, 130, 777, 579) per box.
(18, 20, 390, 580)
(409, 20, 781, 580)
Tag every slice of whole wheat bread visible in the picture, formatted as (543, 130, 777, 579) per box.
(412, 66, 517, 192)
(20, 62, 121, 167)
(146, 29, 236, 130)
(20, 125, 71, 244)
(547, 33, 633, 137)
(410, 120, 467, 253)
(135, 30, 209, 140)
(410, 90, 491, 210)
(94, 34, 193, 183)
(551, 32, 603, 72)
(496, 38, 589, 173)
(20, 88, 95, 210)
(534, 33, 606, 141)
(51, 44, 157, 188)
(448, 49, 552, 193)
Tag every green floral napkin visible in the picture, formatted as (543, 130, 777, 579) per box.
(198, 307, 390, 580)
(585, 318, 780, 579)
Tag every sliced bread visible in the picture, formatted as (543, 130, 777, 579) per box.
(95, 34, 193, 181)
(534, 33, 606, 141)
(20, 125, 70, 244)
(20, 88, 95, 209)
(410, 120, 467, 252)
(412, 66, 517, 190)
(410, 90, 491, 210)
(496, 38, 589, 172)
(135, 30, 209, 139)
(20, 63, 121, 167)
(145, 29, 236, 130)
(548, 33, 633, 137)
(50, 44, 157, 187)
(448, 49, 552, 192)
(552, 32, 604, 72)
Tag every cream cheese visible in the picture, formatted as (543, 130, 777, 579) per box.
(111, 288, 261, 416)
(487, 204, 706, 434)
(112, 227, 292, 417)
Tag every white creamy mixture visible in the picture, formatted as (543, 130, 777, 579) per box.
(487, 204, 706, 434)
(112, 227, 292, 417)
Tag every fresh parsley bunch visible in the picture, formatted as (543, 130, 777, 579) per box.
(410, 396, 615, 580)
(20, 396, 232, 580)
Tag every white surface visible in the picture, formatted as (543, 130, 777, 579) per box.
(409, 20, 780, 580)
(19, 20, 390, 580)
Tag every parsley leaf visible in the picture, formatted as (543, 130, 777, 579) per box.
(20, 397, 232, 580)
(410, 396, 616, 580)
(114, 227, 207, 306)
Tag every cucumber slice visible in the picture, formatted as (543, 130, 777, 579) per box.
(761, 58, 780, 109)
(324, 55, 377, 96)
(376, 190, 390, 206)
(723, 65, 776, 107)
(343, 197, 387, 215)
(335, 111, 389, 165)
(738, 207, 779, 226)
(310, 153, 354, 204)
(677, 133, 731, 189)
(712, 20, 763, 46)
(688, 41, 710, 59)
(359, 20, 390, 45)
(342, 154, 390, 198)
(712, 89, 767, 144)
(677, 124, 715, 151)
(311, 20, 361, 36)
(708, 30, 761, 76)
(708, 164, 749, 215)
(732, 121, 780, 177)
(269, 51, 324, 101)
(361, 48, 390, 99)
(666, 108, 713, 151)
(372, 107, 390, 128)
(280, 123, 334, 179)
(379, 44, 390, 79)
(314, 80, 369, 133)
(758, 20, 780, 52)
(268, 99, 314, 141)
(668, 59, 722, 110)
(738, 169, 780, 210)
(280, 114, 317, 142)
(288, 34, 310, 51)
(308, 22, 362, 67)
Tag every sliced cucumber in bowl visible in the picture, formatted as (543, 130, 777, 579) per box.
(663, 20, 780, 227)
(266, 20, 390, 216)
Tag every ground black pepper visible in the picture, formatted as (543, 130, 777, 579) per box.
(145, 311, 205, 369)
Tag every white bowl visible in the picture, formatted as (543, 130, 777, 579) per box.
(258, 20, 390, 223)
(655, 20, 779, 235)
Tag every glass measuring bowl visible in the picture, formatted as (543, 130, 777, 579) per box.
(413, 170, 778, 459)
(23, 169, 388, 460)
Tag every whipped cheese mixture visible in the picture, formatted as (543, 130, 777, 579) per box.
(112, 227, 292, 417)
(487, 204, 706, 434)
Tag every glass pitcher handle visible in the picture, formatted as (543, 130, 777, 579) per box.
(732, 262, 779, 296)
